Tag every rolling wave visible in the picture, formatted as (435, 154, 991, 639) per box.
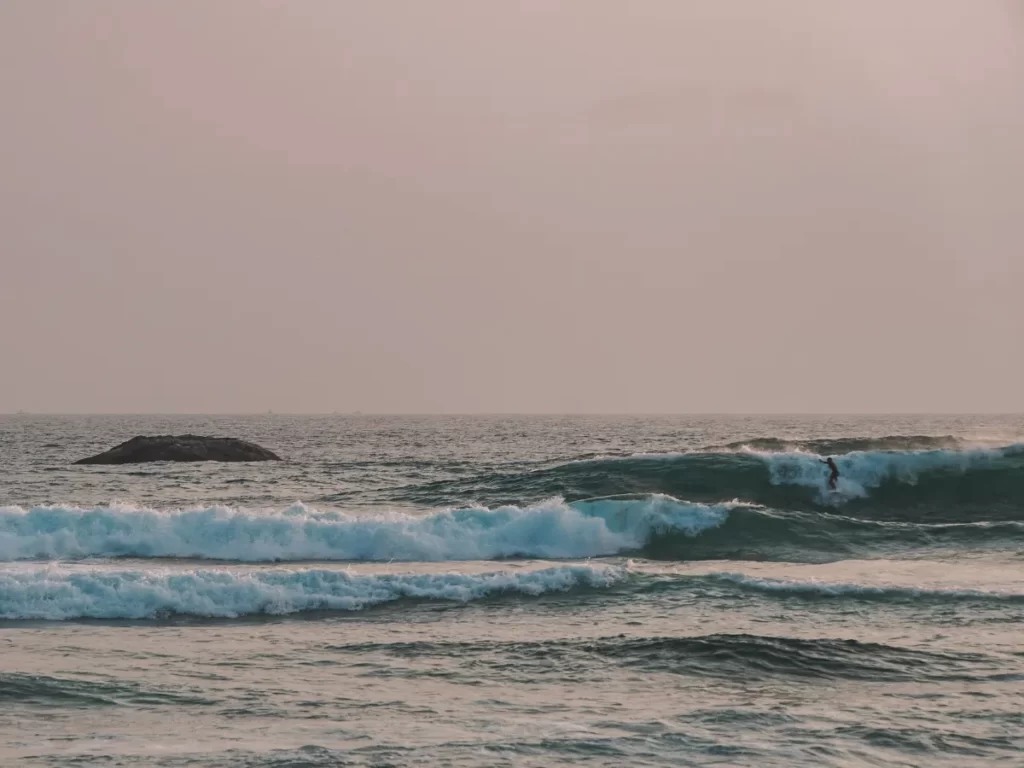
(0, 564, 625, 620)
(0, 498, 730, 563)
(581, 634, 999, 681)
(641, 507, 1024, 562)
(3, 494, 1021, 565)
(324, 633, 1006, 682)
(391, 444, 1024, 520)
(0, 672, 214, 707)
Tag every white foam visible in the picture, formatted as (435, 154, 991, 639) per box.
(758, 447, 1011, 502)
(0, 564, 627, 620)
(0, 496, 730, 563)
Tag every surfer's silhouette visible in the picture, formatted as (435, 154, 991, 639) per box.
(821, 457, 839, 490)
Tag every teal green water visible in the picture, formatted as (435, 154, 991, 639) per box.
(1, 415, 1022, 766)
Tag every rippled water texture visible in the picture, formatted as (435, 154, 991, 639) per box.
(1, 414, 1022, 766)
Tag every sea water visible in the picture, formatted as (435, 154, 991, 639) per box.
(1, 414, 1022, 766)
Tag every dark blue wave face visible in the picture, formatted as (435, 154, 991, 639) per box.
(640, 505, 1024, 562)
(383, 444, 1024, 524)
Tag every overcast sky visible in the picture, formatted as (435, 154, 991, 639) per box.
(2, 2, 1022, 413)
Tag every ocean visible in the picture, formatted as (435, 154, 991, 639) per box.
(1, 414, 1022, 767)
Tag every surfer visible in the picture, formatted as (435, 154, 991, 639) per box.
(821, 457, 839, 490)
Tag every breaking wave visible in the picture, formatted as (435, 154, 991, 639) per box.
(3, 493, 1022, 566)
(391, 443, 1024, 520)
(0, 497, 731, 563)
(717, 435, 977, 454)
(0, 564, 625, 620)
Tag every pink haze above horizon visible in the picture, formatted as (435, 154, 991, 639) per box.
(1, 2, 1022, 413)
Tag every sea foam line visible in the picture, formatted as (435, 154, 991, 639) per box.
(0, 496, 731, 563)
(0, 564, 627, 620)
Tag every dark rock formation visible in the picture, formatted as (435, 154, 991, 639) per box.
(75, 435, 282, 465)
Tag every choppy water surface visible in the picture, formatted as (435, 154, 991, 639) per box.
(1, 414, 1022, 766)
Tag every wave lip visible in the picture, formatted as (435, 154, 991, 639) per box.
(0, 564, 626, 621)
(0, 497, 730, 563)
(719, 435, 972, 454)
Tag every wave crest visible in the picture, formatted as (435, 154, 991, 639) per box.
(0, 564, 626, 620)
(0, 497, 731, 563)
(410, 444, 1024, 519)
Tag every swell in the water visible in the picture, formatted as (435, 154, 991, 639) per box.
(691, 572, 1024, 604)
(387, 443, 1024, 521)
(0, 672, 216, 706)
(325, 633, 1008, 682)
(641, 506, 1024, 562)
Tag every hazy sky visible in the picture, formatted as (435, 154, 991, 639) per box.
(2, 2, 1022, 413)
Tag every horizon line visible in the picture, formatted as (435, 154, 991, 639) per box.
(2, 411, 1022, 418)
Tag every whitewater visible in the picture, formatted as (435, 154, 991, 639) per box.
(2, 414, 1022, 767)
(0, 496, 734, 562)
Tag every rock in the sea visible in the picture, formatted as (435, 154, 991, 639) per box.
(75, 435, 282, 465)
